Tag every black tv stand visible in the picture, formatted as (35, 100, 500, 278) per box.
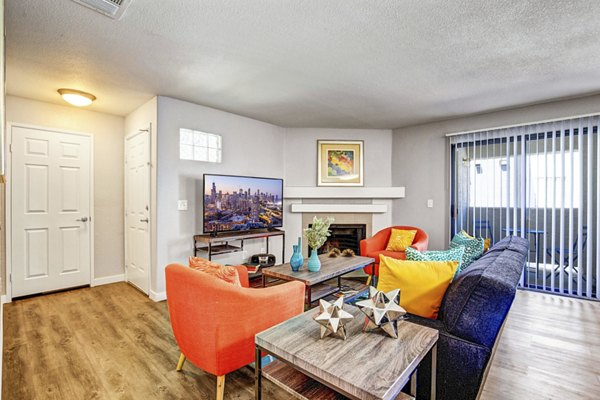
(193, 229, 286, 262)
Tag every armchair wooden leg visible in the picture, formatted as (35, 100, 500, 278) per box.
(216, 375, 226, 400)
(176, 353, 186, 371)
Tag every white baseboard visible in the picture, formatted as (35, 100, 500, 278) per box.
(92, 274, 125, 287)
(149, 290, 166, 302)
(1, 295, 7, 304)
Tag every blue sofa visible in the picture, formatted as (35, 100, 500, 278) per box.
(408, 235, 528, 400)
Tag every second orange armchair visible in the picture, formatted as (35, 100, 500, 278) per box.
(360, 225, 429, 281)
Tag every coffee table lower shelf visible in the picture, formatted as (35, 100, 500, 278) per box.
(262, 360, 415, 400)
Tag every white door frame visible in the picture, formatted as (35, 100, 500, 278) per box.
(5, 122, 95, 302)
(124, 127, 152, 295)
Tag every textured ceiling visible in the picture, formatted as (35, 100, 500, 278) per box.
(6, 0, 600, 128)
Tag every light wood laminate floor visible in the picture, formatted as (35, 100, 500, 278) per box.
(3, 283, 600, 399)
(480, 289, 600, 400)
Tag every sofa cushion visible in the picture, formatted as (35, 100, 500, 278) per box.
(479, 234, 529, 256)
(439, 235, 528, 348)
(377, 255, 458, 319)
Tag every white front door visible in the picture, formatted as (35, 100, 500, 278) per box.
(11, 125, 92, 297)
(125, 130, 151, 294)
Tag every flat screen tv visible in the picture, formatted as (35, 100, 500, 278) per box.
(203, 174, 284, 234)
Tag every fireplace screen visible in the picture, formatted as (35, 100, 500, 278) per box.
(309, 224, 367, 255)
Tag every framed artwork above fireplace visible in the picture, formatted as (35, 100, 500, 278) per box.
(317, 140, 364, 186)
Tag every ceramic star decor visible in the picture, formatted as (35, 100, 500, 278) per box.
(313, 296, 354, 340)
(355, 287, 406, 339)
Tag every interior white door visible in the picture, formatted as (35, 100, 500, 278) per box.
(125, 130, 151, 294)
(11, 126, 92, 297)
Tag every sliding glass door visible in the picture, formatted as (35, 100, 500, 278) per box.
(450, 117, 599, 299)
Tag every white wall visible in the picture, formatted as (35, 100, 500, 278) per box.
(6, 95, 125, 280)
(154, 96, 286, 295)
(392, 93, 600, 250)
(284, 128, 393, 187)
(151, 103, 396, 296)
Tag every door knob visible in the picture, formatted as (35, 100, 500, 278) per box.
(76, 217, 89, 222)
(140, 218, 149, 223)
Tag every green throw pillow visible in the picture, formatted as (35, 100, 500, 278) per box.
(405, 246, 466, 273)
(449, 231, 484, 269)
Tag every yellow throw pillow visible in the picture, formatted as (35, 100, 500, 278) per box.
(459, 230, 491, 252)
(377, 255, 458, 319)
(484, 238, 491, 252)
(385, 229, 417, 252)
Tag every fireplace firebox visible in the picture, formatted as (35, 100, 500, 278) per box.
(308, 224, 367, 255)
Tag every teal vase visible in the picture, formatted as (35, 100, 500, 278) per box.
(290, 239, 304, 272)
(307, 248, 321, 272)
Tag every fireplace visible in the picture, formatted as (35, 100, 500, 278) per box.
(309, 224, 367, 255)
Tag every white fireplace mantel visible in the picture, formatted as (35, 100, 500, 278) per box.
(290, 203, 388, 213)
(283, 186, 401, 260)
(284, 186, 405, 199)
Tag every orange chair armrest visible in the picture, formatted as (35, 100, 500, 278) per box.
(242, 281, 305, 329)
(411, 236, 429, 252)
(232, 265, 250, 287)
(360, 230, 389, 255)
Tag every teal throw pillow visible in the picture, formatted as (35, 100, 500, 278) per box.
(405, 246, 466, 274)
(449, 231, 484, 269)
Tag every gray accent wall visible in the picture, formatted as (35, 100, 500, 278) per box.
(392, 93, 600, 250)
(284, 128, 393, 187)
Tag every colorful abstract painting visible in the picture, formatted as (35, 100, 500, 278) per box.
(327, 150, 355, 176)
(317, 140, 363, 186)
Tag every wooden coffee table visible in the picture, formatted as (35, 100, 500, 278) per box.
(261, 254, 375, 308)
(255, 305, 438, 400)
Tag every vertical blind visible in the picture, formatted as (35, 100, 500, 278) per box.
(449, 115, 599, 300)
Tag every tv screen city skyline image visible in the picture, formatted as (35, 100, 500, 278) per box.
(204, 175, 283, 233)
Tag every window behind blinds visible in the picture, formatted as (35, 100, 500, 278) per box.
(449, 115, 599, 299)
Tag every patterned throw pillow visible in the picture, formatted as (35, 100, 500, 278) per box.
(386, 229, 418, 252)
(188, 257, 241, 286)
(449, 231, 484, 269)
(405, 245, 466, 273)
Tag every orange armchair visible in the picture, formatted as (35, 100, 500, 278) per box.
(166, 264, 305, 400)
(360, 226, 429, 280)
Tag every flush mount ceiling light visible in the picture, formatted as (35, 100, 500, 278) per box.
(57, 89, 96, 107)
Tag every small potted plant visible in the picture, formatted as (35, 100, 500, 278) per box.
(304, 216, 334, 272)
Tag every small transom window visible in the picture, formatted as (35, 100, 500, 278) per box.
(179, 129, 222, 163)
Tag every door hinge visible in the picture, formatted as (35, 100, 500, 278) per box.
(9, 144, 12, 153)
(9, 273, 12, 283)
